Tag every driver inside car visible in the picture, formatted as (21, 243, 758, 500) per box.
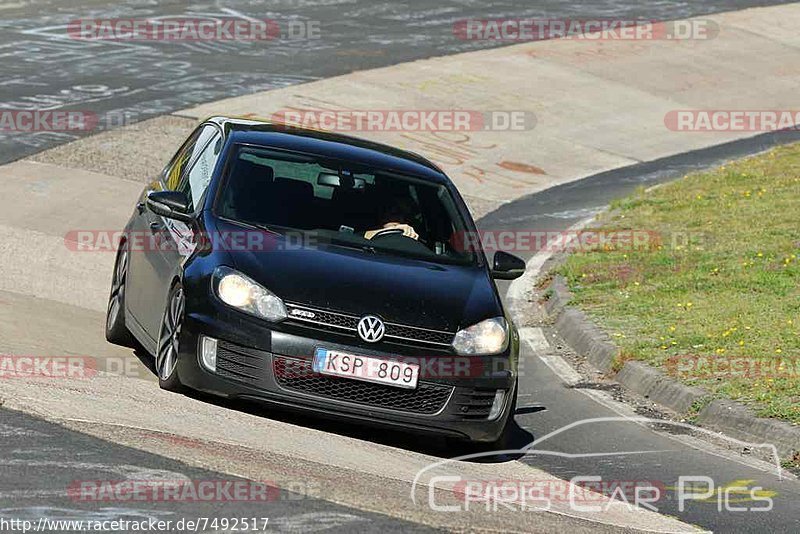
(363, 199, 419, 241)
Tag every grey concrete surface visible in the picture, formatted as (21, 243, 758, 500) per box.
(30, 116, 197, 183)
(0, 0, 795, 165)
(696, 400, 800, 460)
(554, 307, 620, 373)
(0, 161, 141, 311)
(0, 408, 440, 534)
(0, 350, 694, 532)
(26, 3, 800, 221)
(181, 3, 800, 217)
(615, 362, 709, 415)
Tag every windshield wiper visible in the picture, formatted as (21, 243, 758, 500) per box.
(252, 223, 281, 236)
(232, 220, 282, 237)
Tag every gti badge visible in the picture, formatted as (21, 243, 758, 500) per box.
(290, 308, 316, 319)
(357, 315, 385, 343)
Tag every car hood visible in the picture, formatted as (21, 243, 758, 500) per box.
(218, 228, 501, 332)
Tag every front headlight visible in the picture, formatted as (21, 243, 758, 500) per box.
(213, 266, 287, 322)
(451, 317, 508, 355)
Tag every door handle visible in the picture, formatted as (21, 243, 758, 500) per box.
(149, 221, 163, 232)
(136, 202, 145, 214)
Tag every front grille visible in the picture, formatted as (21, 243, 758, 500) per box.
(289, 307, 358, 330)
(452, 388, 497, 419)
(284, 303, 455, 348)
(384, 323, 453, 345)
(273, 356, 453, 415)
(216, 341, 267, 387)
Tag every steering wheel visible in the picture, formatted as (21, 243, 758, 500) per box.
(370, 227, 428, 246)
(371, 228, 406, 239)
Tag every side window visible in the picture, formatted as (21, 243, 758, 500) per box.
(178, 126, 223, 210)
(163, 129, 202, 191)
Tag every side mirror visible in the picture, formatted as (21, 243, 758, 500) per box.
(146, 191, 194, 223)
(491, 251, 526, 280)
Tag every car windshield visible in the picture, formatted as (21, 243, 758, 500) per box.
(216, 145, 477, 265)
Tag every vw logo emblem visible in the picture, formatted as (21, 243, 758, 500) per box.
(357, 315, 385, 343)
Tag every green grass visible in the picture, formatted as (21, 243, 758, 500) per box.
(559, 143, 800, 424)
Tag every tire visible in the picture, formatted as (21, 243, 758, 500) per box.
(155, 283, 187, 393)
(105, 241, 136, 348)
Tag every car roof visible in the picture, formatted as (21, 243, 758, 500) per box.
(205, 116, 449, 184)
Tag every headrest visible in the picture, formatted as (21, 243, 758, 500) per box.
(273, 177, 313, 197)
(232, 158, 274, 183)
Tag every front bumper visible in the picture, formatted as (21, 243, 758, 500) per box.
(177, 309, 517, 442)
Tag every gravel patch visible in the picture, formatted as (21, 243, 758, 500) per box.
(29, 115, 197, 183)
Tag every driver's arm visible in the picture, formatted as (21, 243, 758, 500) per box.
(364, 223, 419, 240)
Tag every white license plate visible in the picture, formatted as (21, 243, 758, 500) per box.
(313, 348, 419, 389)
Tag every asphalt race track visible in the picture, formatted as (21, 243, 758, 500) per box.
(0, 0, 795, 163)
(2, 1, 800, 533)
(0, 410, 437, 533)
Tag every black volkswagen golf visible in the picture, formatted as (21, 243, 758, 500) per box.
(106, 116, 526, 443)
